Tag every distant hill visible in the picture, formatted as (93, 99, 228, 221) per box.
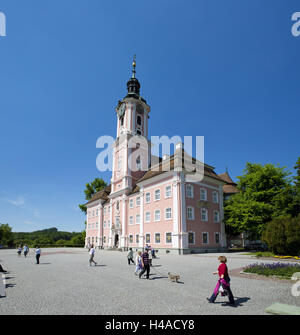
(12, 227, 85, 247)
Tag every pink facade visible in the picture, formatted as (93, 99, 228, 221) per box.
(85, 61, 227, 254)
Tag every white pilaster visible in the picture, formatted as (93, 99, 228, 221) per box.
(120, 195, 126, 248)
(109, 200, 113, 247)
(172, 174, 179, 249)
(219, 185, 227, 248)
(139, 187, 144, 248)
(180, 173, 188, 249)
(97, 201, 102, 249)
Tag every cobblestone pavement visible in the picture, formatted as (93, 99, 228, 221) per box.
(0, 248, 299, 315)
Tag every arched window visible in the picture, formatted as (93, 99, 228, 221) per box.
(136, 156, 141, 170)
(137, 115, 142, 126)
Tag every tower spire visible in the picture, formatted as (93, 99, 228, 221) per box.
(132, 54, 136, 78)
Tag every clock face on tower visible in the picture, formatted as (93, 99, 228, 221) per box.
(117, 103, 126, 118)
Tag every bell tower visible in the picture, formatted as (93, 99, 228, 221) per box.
(111, 56, 151, 196)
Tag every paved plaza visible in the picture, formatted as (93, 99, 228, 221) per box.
(0, 248, 299, 315)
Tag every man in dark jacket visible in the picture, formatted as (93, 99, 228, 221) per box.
(139, 249, 151, 279)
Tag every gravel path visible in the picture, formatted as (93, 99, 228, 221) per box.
(0, 248, 299, 315)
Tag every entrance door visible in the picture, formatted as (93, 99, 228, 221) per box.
(114, 234, 119, 248)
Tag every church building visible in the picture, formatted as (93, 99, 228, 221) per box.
(85, 58, 228, 254)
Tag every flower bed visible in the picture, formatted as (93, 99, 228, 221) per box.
(243, 262, 300, 279)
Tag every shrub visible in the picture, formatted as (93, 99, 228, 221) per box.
(262, 215, 300, 255)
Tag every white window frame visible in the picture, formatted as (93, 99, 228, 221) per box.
(136, 214, 140, 225)
(145, 233, 151, 244)
(188, 231, 195, 245)
(214, 210, 220, 223)
(200, 188, 207, 201)
(154, 209, 161, 222)
(202, 232, 209, 244)
(213, 191, 219, 203)
(129, 235, 133, 244)
(136, 234, 139, 243)
(129, 199, 133, 208)
(129, 216, 133, 225)
(145, 192, 151, 203)
(215, 232, 220, 244)
(187, 206, 195, 220)
(186, 184, 194, 198)
(145, 211, 151, 223)
(201, 208, 208, 222)
(136, 196, 140, 207)
(165, 185, 172, 198)
(165, 232, 172, 244)
(154, 232, 161, 244)
(154, 189, 161, 201)
(165, 207, 172, 220)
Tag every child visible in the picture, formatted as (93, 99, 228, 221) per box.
(207, 256, 235, 306)
(17, 245, 22, 257)
(134, 251, 142, 275)
(127, 248, 134, 265)
(35, 246, 41, 264)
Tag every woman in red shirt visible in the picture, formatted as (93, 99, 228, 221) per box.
(207, 256, 235, 306)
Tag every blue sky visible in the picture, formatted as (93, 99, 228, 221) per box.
(0, 1, 299, 232)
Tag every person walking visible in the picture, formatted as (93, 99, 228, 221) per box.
(127, 248, 134, 265)
(35, 246, 41, 264)
(139, 248, 151, 279)
(207, 256, 235, 306)
(17, 245, 22, 257)
(23, 244, 29, 258)
(134, 251, 142, 276)
(148, 246, 153, 267)
(89, 244, 97, 266)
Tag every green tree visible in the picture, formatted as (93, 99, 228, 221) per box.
(224, 162, 293, 239)
(78, 178, 107, 214)
(262, 215, 300, 255)
(288, 157, 300, 217)
(0, 223, 13, 247)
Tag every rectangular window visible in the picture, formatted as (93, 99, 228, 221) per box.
(92, 210, 95, 217)
(200, 188, 207, 201)
(104, 207, 106, 215)
(145, 212, 151, 222)
(96, 209, 99, 216)
(187, 207, 194, 220)
(215, 233, 220, 244)
(103, 221, 106, 228)
(213, 191, 219, 203)
(155, 233, 161, 244)
(154, 210, 161, 221)
(103, 236, 106, 243)
(202, 232, 208, 244)
(186, 185, 193, 198)
(165, 207, 172, 219)
(92, 237, 94, 243)
(165, 186, 172, 198)
(116, 217, 120, 228)
(95, 237, 98, 243)
(145, 192, 151, 203)
(129, 199, 133, 208)
(129, 216, 133, 225)
(201, 208, 208, 221)
(155, 189, 160, 201)
(129, 235, 133, 243)
(214, 210, 220, 222)
(108, 220, 110, 227)
(108, 206, 111, 213)
(188, 232, 195, 244)
(166, 232, 172, 244)
(136, 196, 140, 207)
(136, 214, 140, 225)
(136, 234, 139, 243)
(145, 234, 151, 244)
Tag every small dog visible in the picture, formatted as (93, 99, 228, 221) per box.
(168, 272, 180, 283)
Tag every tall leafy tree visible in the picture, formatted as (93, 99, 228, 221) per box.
(224, 162, 293, 239)
(0, 223, 13, 246)
(288, 157, 300, 217)
(78, 178, 107, 214)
